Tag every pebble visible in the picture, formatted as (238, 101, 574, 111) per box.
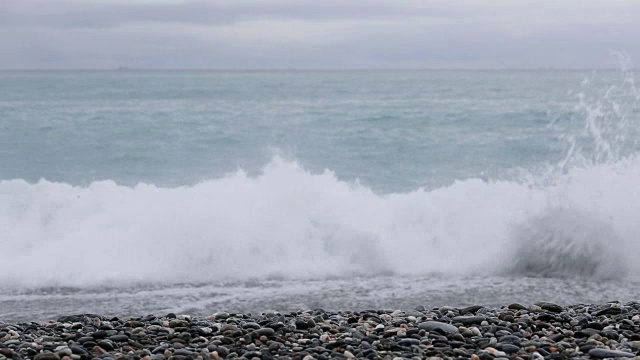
(451, 315, 485, 325)
(418, 321, 459, 333)
(4, 303, 640, 359)
(588, 348, 636, 358)
(249, 327, 274, 338)
(34, 355, 60, 360)
(536, 302, 564, 313)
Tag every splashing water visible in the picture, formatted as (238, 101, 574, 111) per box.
(560, 51, 640, 169)
(507, 53, 640, 279)
(0, 65, 639, 293)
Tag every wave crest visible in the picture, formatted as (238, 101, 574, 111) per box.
(1, 156, 639, 287)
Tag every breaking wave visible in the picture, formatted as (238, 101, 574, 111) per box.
(1, 55, 639, 287)
(0, 154, 638, 287)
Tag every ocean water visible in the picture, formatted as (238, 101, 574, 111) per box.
(1, 69, 639, 322)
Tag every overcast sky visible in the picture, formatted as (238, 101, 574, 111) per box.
(1, 0, 639, 70)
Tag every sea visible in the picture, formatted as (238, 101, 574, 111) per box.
(1, 68, 639, 323)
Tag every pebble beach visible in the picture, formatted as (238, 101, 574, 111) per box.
(3, 302, 640, 360)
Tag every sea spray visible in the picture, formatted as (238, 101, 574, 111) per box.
(507, 53, 640, 278)
(559, 51, 640, 169)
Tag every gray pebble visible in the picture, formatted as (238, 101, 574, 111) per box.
(418, 321, 459, 334)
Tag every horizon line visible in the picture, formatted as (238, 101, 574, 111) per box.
(0, 67, 636, 72)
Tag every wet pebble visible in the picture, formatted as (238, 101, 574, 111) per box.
(4, 302, 640, 360)
(588, 348, 636, 358)
(418, 321, 459, 334)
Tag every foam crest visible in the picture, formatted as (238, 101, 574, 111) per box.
(1, 154, 639, 287)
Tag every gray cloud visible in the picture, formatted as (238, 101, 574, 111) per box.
(0, 0, 638, 69)
(0, 1, 467, 29)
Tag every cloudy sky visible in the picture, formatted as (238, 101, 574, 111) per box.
(1, 0, 639, 70)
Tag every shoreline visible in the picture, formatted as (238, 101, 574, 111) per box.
(1, 302, 640, 359)
(3, 275, 638, 326)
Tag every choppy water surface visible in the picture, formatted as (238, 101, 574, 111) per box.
(0, 67, 639, 322)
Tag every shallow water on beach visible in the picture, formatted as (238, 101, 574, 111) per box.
(1, 275, 638, 323)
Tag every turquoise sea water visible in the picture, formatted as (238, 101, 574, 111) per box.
(0, 70, 590, 191)
(0, 70, 639, 321)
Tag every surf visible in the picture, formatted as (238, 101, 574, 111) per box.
(1, 60, 639, 288)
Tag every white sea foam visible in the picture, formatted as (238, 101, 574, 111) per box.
(0, 153, 638, 287)
(2, 58, 639, 289)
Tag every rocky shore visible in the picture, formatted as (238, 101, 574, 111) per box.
(2, 302, 640, 359)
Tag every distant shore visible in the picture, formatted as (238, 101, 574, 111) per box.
(1, 302, 639, 359)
